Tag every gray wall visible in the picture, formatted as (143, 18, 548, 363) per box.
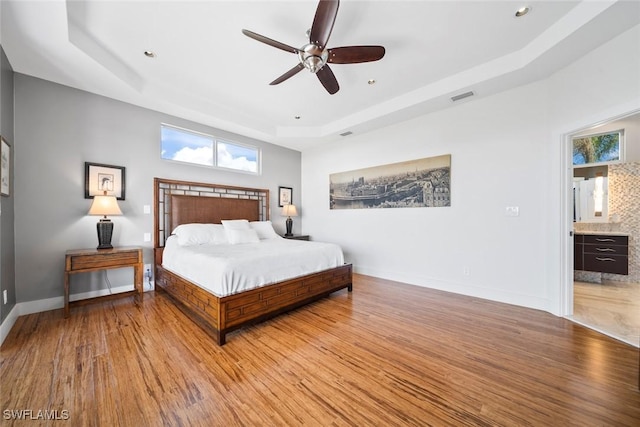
(0, 45, 16, 322)
(14, 74, 301, 303)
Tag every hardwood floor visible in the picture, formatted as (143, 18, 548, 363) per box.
(570, 280, 640, 347)
(1, 274, 639, 426)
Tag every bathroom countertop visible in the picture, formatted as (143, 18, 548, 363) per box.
(573, 230, 630, 236)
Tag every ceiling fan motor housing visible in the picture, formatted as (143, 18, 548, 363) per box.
(299, 43, 329, 73)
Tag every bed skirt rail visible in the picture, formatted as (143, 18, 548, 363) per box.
(155, 263, 353, 345)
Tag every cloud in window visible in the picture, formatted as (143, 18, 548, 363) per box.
(218, 144, 257, 172)
(172, 146, 213, 166)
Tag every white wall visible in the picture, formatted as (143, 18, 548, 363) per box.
(301, 24, 640, 315)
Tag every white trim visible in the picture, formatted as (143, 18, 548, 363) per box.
(555, 102, 640, 317)
(559, 131, 574, 317)
(0, 305, 20, 346)
(354, 266, 549, 312)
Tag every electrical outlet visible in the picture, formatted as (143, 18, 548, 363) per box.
(3, 290, 7, 304)
(463, 267, 470, 276)
(144, 264, 152, 279)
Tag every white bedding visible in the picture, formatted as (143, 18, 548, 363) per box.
(162, 236, 345, 297)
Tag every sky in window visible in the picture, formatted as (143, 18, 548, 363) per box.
(218, 141, 258, 172)
(161, 125, 259, 172)
(161, 126, 213, 166)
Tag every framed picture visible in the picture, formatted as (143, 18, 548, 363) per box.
(278, 186, 292, 207)
(1, 137, 10, 197)
(330, 154, 451, 210)
(85, 162, 126, 200)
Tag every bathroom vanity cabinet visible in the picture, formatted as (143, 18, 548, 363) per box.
(574, 233, 629, 275)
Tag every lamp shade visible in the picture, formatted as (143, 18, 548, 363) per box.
(281, 204, 298, 217)
(88, 194, 123, 217)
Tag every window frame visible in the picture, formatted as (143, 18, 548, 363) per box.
(160, 123, 261, 175)
(571, 129, 624, 168)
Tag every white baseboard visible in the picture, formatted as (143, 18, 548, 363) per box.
(354, 265, 550, 313)
(0, 282, 154, 346)
(0, 305, 19, 346)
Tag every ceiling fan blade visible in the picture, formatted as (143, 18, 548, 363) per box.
(310, 0, 339, 49)
(328, 46, 386, 64)
(316, 65, 339, 94)
(242, 29, 299, 54)
(270, 64, 305, 85)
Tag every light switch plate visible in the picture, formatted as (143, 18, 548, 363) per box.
(143, 232, 151, 242)
(505, 206, 520, 217)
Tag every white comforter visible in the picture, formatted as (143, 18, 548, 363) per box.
(162, 236, 345, 297)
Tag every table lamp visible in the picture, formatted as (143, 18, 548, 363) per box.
(281, 204, 298, 237)
(88, 191, 122, 249)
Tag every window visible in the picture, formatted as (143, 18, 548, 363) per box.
(572, 130, 623, 167)
(161, 124, 260, 174)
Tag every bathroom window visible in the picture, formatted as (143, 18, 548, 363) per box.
(161, 124, 260, 174)
(572, 130, 623, 167)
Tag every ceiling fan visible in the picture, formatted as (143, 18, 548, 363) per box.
(242, 0, 385, 95)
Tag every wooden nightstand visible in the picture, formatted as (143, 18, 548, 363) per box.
(64, 246, 143, 317)
(282, 234, 310, 241)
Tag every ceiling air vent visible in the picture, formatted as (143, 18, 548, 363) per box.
(340, 131, 353, 137)
(451, 91, 474, 102)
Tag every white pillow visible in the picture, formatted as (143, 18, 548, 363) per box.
(226, 228, 260, 245)
(249, 221, 280, 240)
(172, 223, 228, 246)
(209, 225, 229, 245)
(221, 219, 250, 230)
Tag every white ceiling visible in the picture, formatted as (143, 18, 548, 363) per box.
(2, 1, 639, 151)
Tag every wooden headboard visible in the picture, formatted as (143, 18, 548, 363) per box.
(170, 195, 260, 232)
(154, 178, 269, 250)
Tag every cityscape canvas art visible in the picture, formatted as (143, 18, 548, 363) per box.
(330, 154, 451, 210)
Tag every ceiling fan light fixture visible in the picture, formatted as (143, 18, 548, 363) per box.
(304, 55, 324, 73)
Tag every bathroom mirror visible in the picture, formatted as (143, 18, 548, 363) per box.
(573, 165, 608, 223)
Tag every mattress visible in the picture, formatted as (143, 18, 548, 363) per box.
(162, 236, 345, 297)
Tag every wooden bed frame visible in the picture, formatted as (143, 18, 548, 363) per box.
(153, 178, 352, 345)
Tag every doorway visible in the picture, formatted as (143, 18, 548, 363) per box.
(562, 110, 640, 348)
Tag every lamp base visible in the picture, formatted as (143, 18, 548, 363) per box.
(96, 219, 114, 250)
(285, 216, 293, 236)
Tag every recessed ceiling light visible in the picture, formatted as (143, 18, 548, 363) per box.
(368, 79, 376, 85)
(144, 50, 156, 58)
(515, 6, 530, 17)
